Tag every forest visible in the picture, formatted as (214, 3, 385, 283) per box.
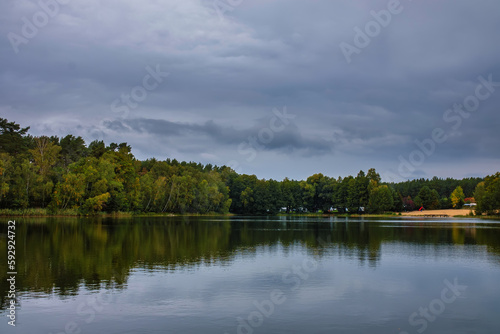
(1, 118, 499, 215)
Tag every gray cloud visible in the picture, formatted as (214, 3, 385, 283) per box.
(1, 0, 500, 180)
(102, 117, 332, 156)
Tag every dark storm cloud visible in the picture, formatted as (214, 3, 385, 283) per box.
(102, 117, 332, 156)
(1, 0, 500, 180)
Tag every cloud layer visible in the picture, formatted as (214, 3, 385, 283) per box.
(1, 0, 499, 180)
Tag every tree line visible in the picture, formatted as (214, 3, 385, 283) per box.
(1, 118, 499, 215)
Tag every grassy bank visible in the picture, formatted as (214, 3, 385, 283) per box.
(0, 208, 233, 218)
(0, 208, 132, 217)
(1, 208, 497, 219)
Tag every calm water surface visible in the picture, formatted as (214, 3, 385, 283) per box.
(1, 216, 500, 333)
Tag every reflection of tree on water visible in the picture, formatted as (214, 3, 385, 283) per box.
(1, 217, 500, 311)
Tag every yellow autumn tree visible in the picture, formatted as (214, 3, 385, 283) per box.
(29, 136, 62, 206)
(450, 186, 465, 209)
(30, 136, 61, 176)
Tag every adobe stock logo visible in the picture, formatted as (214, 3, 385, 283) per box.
(7, 0, 71, 54)
(398, 278, 467, 334)
(339, 0, 406, 64)
(397, 74, 499, 178)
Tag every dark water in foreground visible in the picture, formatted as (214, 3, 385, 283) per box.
(1, 216, 500, 334)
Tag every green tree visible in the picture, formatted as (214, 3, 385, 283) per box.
(281, 177, 296, 213)
(0, 118, 31, 155)
(355, 170, 369, 210)
(300, 180, 315, 212)
(369, 185, 394, 213)
(10, 159, 37, 208)
(50, 173, 86, 210)
(80, 192, 111, 215)
(333, 176, 352, 213)
(440, 197, 453, 209)
(474, 173, 500, 215)
(346, 177, 358, 213)
(367, 168, 381, 185)
(228, 174, 258, 214)
(240, 187, 254, 213)
(60, 135, 87, 167)
(306, 173, 334, 212)
(415, 186, 440, 210)
(149, 176, 167, 212)
(474, 182, 486, 214)
(139, 172, 155, 211)
(391, 188, 404, 212)
(0, 153, 12, 203)
(108, 144, 141, 211)
(88, 140, 106, 158)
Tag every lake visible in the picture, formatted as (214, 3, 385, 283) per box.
(1, 216, 500, 333)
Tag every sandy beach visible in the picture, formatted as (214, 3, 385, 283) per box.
(401, 209, 474, 217)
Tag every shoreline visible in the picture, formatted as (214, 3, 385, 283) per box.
(1, 209, 498, 220)
(0, 209, 234, 218)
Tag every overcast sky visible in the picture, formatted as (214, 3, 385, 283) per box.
(1, 0, 499, 181)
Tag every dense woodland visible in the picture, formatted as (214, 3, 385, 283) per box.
(1, 118, 499, 215)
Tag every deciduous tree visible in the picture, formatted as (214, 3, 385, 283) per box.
(450, 186, 465, 209)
